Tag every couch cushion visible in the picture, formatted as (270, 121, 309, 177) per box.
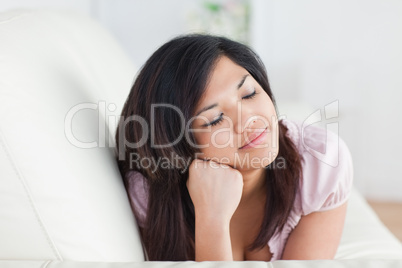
(0, 8, 143, 261)
(1, 259, 402, 268)
(335, 188, 402, 259)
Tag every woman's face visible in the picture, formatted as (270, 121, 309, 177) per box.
(190, 56, 279, 171)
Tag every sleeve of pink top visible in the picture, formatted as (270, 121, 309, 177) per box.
(125, 170, 149, 228)
(294, 121, 354, 216)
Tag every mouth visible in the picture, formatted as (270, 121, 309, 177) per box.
(239, 127, 269, 149)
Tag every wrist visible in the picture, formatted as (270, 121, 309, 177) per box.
(195, 212, 231, 228)
(194, 213, 233, 262)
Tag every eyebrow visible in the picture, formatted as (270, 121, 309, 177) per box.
(195, 74, 249, 116)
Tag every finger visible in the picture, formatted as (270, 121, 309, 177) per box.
(195, 155, 234, 169)
(194, 155, 212, 164)
(209, 160, 220, 168)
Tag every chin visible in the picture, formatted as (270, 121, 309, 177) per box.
(232, 148, 278, 170)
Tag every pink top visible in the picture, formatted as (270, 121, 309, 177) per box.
(125, 119, 354, 261)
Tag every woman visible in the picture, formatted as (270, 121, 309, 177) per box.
(115, 34, 353, 261)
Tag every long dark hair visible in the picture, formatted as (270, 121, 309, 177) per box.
(115, 34, 302, 261)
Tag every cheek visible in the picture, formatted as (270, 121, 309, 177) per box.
(194, 129, 232, 147)
(193, 132, 208, 147)
(212, 129, 232, 146)
(260, 94, 276, 115)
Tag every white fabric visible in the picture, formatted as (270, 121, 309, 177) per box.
(1, 259, 402, 268)
(0, 8, 143, 261)
(0, 8, 401, 267)
(336, 187, 402, 259)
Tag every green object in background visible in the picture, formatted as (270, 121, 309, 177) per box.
(187, 0, 250, 45)
(204, 2, 221, 13)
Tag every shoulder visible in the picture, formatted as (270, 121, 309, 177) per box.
(125, 170, 149, 227)
(281, 119, 354, 216)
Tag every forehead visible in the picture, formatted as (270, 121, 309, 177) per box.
(196, 56, 248, 108)
(208, 56, 247, 89)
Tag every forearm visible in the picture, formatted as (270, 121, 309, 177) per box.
(195, 216, 233, 261)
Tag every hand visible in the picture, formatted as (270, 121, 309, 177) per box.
(186, 158, 244, 224)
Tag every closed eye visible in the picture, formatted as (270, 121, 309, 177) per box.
(203, 113, 223, 127)
(242, 89, 258, 100)
(202, 90, 258, 127)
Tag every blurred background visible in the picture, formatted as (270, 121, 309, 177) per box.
(1, 0, 401, 235)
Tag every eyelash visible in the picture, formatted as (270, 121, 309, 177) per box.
(209, 112, 224, 127)
(243, 89, 258, 100)
(204, 89, 258, 127)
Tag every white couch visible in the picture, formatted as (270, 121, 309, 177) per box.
(0, 8, 401, 267)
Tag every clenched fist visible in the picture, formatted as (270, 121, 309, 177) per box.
(186, 159, 244, 224)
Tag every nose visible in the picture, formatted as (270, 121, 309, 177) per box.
(234, 115, 261, 134)
(232, 102, 269, 134)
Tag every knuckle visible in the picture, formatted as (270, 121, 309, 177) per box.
(233, 170, 243, 181)
(190, 159, 201, 169)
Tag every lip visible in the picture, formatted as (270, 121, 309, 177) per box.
(239, 127, 269, 149)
